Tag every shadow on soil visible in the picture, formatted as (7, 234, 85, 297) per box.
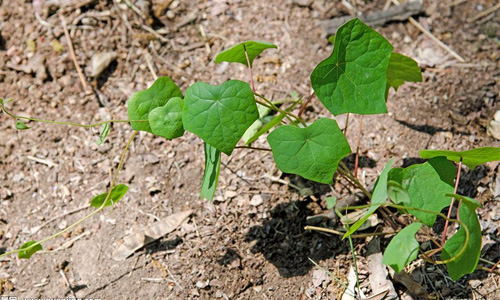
(245, 199, 351, 278)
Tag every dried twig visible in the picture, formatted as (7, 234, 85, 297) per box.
(30, 204, 91, 235)
(467, 2, 500, 23)
(390, 0, 466, 63)
(59, 268, 78, 298)
(59, 15, 93, 94)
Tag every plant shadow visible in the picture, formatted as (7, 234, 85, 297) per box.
(245, 199, 351, 277)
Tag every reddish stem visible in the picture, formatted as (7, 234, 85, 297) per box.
(243, 44, 255, 92)
(353, 115, 363, 178)
(490, 260, 500, 272)
(298, 92, 315, 118)
(441, 157, 463, 246)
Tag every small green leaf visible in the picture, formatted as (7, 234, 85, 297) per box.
(383, 222, 422, 273)
(18, 241, 43, 259)
(90, 184, 129, 208)
(420, 147, 500, 170)
(16, 120, 30, 130)
(267, 118, 351, 184)
(442, 200, 482, 281)
(182, 80, 259, 155)
(344, 159, 392, 238)
(149, 97, 185, 140)
(215, 41, 277, 67)
(386, 52, 422, 94)
(311, 18, 394, 116)
(200, 143, 221, 201)
(96, 123, 110, 146)
(127, 77, 183, 133)
(326, 196, 337, 209)
(388, 157, 455, 226)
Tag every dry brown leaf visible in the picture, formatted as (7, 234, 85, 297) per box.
(112, 209, 193, 261)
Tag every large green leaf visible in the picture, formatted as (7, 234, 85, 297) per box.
(386, 52, 422, 94)
(214, 41, 277, 67)
(149, 97, 185, 140)
(388, 157, 455, 226)
(200, 143, 221, 201)
(310, 18, 393, 116)
(90, 184, 129, 208)
(267, 118, 351, 184)
(442, 200, 481, 281)
(420, 147, 500, 170)
(18, 241, 43, 259)
(382, 222, 422, 273)
(127, 77, 183, 133)
(343, 159, 393, 238)
(182, 80, 259, 155)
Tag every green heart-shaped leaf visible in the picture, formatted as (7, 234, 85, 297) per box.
(182, 80, 259, 155)
(215, 41, 277, 67)
(18, 241, 43, 259)
(383, 222, 422, 273)
(310, 18, 393, 116)
(149, 97, 185, 140)
(267, 118, 351, 184)
(388, 157, 455, 226)
(443, 200, 481, 281)
(386, 52, 422, 93)
(127, 77, 183, 133)
(90, 184, 129, 208)
(420, 147, 500, 170)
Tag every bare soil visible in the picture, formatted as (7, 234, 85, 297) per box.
(0, 0, 499, 299)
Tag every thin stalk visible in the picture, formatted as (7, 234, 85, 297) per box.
(1, 104, 147, 128)
(338, 161, 371, 199)
(254, 93, 306, 126)
(234, 145, 272, 152)
(243, 44, 255, 92)
(0, 130, 138, 258)
(347, 230, 361, 294)
(353, 115, 364, 178)
(297, 91, 315, 118)
(441, 158, 462, 246)
(343, 113, 350, 136)
(305, 225, 399, 238)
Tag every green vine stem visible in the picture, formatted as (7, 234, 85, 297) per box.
(253, 92, 306, 126)
(243, 44, 255, 93)
(1, 102, 147, 128)
(0, 130, 138, 258)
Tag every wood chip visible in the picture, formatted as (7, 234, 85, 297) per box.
(112, 209, 193, 261)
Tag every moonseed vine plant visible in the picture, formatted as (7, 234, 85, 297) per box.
(1, 18, 499, 282)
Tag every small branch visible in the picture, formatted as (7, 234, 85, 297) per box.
(389, 0, 465, 63)
(467, 2, 500, 23)
(59, 15, 93, 94)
